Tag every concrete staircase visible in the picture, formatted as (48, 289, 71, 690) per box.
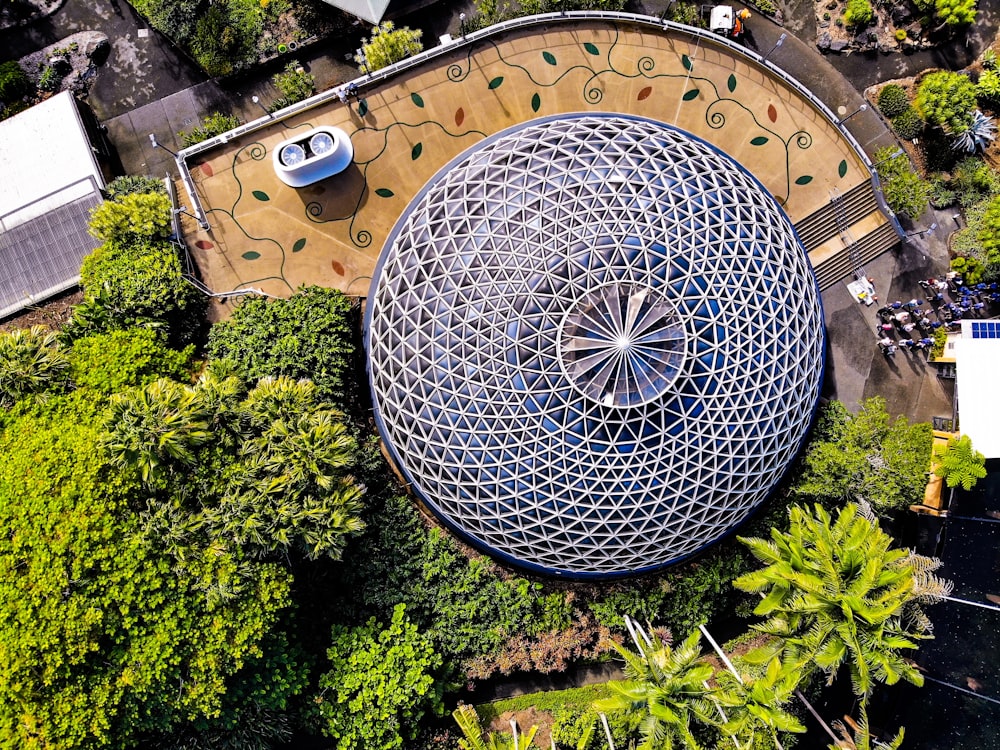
(810, 222, 899, 290)
(794, 182, 877, 251)
(793, 181, 900, 291)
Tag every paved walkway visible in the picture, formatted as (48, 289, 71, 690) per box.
(176, 19, 877, 297)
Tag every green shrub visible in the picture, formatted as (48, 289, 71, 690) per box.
(206, 286, 357, 408)
(915, 70, 977, 134)
(935, 0, 976, 25)
(977, 69, 1000, 106)
(930, 327, 948, 359)
(875, 146, 931, 218)
(191, 6, 254, 77)
(105, 175, 167, 201)
(950, 254, 985, 284)
(88, 192, 172, 243)
(77, 239, 203, 343)
(895, 28, 908, 41)
(0, 60, 31, 103)
(844, 0, 874, 26)
(983, 48, 998, 70)
(952, 156, 1000, 205)
(665, 1, 702, 25)
(928, 175, 957, 208)
(69, 328, 194, 394)
(892, 107, 925, 139)
(877, 84, 910, 118)
(355, 21, 423, 71)
(37, 65, 63, 92)
(976, 192, 1000, 264)
(179, 111, 241, 146)
(270, 60, 315, 107)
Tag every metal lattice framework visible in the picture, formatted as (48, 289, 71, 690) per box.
(366, 114, 824, 577)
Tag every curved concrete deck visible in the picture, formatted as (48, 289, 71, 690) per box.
(179, 16, 882, 298)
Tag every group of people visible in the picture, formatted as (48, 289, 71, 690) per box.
(874, 272, 1000, 357)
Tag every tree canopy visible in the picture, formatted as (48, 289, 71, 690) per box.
(915, 70, 977, 134)
(791, 398, 933, 512)
(0, 393, 293, 748)
(315, 603, 445, 750)
(734, 503, 950, 701)
(206, 286, 358, 409)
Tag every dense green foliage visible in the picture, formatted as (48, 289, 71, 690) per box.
(875, 146, 930, 218)
(76, 239, 202, 343)
(877, 84, 910, 118)
(69, 328, 194, 394)
(207, 286, 357, 409)
(316, 604, 445, 749)
(915, 70, 977, 134)
(131, 0, 293, 75)
(843, 0, 874, 25)
(791, 398, 932, 513)
(356, 21, 423, 71)
(105, 175, 167, 201)
(179, 112, 241, 146)
(106, 373, 366, 560)
(977, 68, 1000, 106)
(976, 192, 1000, 265)
(934, 434, 988, 489)
(0, 60, 30, 104)
(934, 0, 976, 25)
(0, 325, 69, 408)
(0, 393, 293, 748)
(734, 503, 949, 701)
(88, 192, 172, 243)
(270, 60, 315, 111)
(891, 107, 925, 139)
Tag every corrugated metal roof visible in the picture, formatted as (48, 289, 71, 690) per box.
(0, 189, 102, 319)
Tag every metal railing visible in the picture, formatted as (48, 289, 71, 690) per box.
(174, 11, 900, 246)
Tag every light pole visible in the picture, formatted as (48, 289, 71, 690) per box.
(904, 222, 937, 240)
(250, 95, 272, 118)
(837, 103, 868, 125)
(459, 12, 466, 37)
(148, 133, 177, 158)
(763, 32, 787, 62)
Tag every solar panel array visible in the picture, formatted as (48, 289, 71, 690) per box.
(366, 115, 825, 577)
(970, 321, 1000, 339)
(0, 192, 101, 318)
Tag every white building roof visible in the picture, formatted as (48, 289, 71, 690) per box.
(321, 0, 390, 25)
(0, 91, 104, 229)
(0, 92, 105, 318)
(955, 320, 1000, 459)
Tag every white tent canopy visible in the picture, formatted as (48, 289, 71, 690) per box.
(321, 0, 391, 25)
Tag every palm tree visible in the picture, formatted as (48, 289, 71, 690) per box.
(714, 656, 806, 749)
(453, 705, 540, 750)
(204, 375, 366, 559)
(733, 503, 951, 703)
(933, 434, 987, 491)
(594, 629, 719, 750)
(0, 325, 69, 407)
(829, 705, 904, 750)
(104, 378, 212, 486)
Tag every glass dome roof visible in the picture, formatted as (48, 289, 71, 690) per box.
(365, 114, 824, 578)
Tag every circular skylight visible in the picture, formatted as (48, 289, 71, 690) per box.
(279, 143, 305, 166)
(366, 114, 825, 578)
(310, 132, 334, 155)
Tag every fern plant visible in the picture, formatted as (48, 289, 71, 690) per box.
(952, 109, 997, 153)
(934, 434, 987, 490)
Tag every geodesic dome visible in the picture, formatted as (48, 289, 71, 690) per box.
(366, 114, 824, 578)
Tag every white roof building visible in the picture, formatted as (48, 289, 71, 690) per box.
(0, 91, 106, 318)
(321, 0, 391, 25)
(954, 319, 1000, 459)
